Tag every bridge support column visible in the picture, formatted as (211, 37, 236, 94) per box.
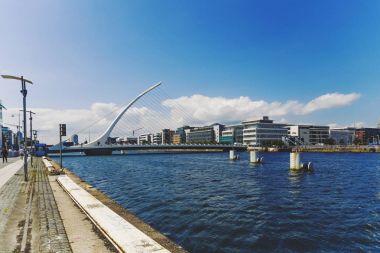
(250, 151, 264, 164)
(229, 150, 238, 160)
(290, 152, 301, 170)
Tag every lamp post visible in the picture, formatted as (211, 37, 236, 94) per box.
(1, 75, 33, 181)
(20, 110, 36, 167)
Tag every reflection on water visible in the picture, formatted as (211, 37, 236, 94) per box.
(56, 152, 380, 252)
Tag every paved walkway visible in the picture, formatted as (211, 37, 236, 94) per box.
(0, 158, 25, 237)
(0, 158, 72, 252)
(36, 159, 72, 252)
(0, 158, 24, 189)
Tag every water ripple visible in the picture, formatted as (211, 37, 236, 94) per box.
(56, 152, 380, 252)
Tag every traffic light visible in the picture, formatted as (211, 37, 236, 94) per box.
(60, 124, 66, 136)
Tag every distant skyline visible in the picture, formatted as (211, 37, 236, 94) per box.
(1, 0, 380, 143)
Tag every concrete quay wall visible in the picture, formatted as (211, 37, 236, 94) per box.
(47, 158, 187, 253)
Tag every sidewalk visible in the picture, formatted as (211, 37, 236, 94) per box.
(0, 157, 114, 253)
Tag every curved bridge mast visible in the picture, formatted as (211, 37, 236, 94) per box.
(85, 82, 162, 148)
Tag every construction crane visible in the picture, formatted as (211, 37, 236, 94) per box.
(132, 127, 144, 137)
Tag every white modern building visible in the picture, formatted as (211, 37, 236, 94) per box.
(138, 133, 153, 144)
(242, 116, 287, 146)
(152, 133, 162, 144)
(212, 123, 224, 143)
(329, 128, 356, 145)
(288, 125, 330, 145)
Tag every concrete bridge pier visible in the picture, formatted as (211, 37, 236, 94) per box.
(290, 152, 301, 169)
(250, 151, 264, 164)
(229, 150, 239, 160)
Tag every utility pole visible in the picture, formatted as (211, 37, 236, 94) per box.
(1, 75, 33, 181)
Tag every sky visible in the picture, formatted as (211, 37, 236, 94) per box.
(0, 0, 379, 144)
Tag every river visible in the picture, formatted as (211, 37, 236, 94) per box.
(54, 152, 380, 252)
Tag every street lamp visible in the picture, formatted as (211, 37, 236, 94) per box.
(1, 75, 33, 181)
(20, 110, 36, 167)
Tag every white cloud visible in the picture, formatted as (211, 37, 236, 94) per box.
(162, 92, 361, 124)
(1, 92, 361, 145)
(302, 93, 361, 114)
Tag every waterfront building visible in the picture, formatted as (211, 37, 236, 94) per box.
(355, 128, 380, 145)
(152, 133, 162, 144)
(186, 126, 215, 143)
(212, 123, 225, 143)
(329, 128, 355, 145)
(174, 126, 193, 144)
(378, 119, 380, 128)
(172, 133, 182, 144)
(220, 124, 243, 144)
(161, 129, 174, 144)
(242, 116, 287, 146)
(288, 125, 330, 145)
(138, 133, 153, 144)
(123, 136, 138, 145)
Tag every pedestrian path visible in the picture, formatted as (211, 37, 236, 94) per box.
(0, 158, 24, 189)
(36, 159, 72, 252)
(0, 163, 25, 235)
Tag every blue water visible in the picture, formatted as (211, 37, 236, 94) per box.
(55, 152, 380, 252)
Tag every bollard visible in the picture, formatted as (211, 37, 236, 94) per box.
(290, 152, 301, 170)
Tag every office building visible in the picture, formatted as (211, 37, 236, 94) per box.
(153, 133, 162, 144)
(288, 125, 330, 145)
(162, 129, 174, 144)
(138, 133, 153, 144)
(212, 123, 225, 143)
(172, 133, 182, 144)
(242, 116, 287, 146)
(355, 128, 380, 145)
(173, 126, 193, 144)
(221, 124, 243, 144)
(329, 128, 355, 145)
(186, 126, 215, 143)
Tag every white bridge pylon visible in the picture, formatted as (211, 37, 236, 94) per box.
(85, 82, 162, 147)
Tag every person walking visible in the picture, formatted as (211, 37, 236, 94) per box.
(1, 147, 8, 163)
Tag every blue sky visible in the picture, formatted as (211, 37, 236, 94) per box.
(1, 0, 380, 142)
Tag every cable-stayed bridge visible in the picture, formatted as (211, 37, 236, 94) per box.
(48, 82, 245, 155)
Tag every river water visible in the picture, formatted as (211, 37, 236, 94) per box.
(55, 152, 380, 252)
